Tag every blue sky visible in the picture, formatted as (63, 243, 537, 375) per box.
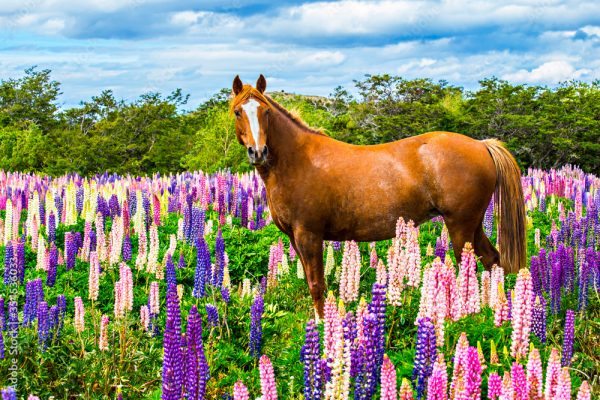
(1, 0, 599, 108)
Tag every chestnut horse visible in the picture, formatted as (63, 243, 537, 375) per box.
(231, 75, 526, 317)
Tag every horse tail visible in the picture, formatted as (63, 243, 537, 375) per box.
(482, 139, 526, 274)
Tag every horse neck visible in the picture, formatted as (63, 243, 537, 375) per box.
(257, 109, 307, 181)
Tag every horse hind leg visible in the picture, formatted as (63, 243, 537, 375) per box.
(444, 216, 475, 267)
(473, 224, 500, 270)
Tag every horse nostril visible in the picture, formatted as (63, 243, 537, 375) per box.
(247, 147, 255, 156)
(262, 146, 269, 158)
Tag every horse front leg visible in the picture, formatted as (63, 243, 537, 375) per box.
(293, 227, 325, 319)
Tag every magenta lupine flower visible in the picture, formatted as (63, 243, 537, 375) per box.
(288, 242, 296, 262)
(526, 347, 543, 400)
(427, 354, 448, 400)
(162, 284, 183, 400)
(233, 381, 249, 400)
(380, 355, 397, 400)
(259, 355, 278, 400)
(454, 243, 480, 320)
(510, 269, 533, 360)
(544, 348, 561, 400)
(576, 381, 591, 400)
(463, 347, 482, 399)
(555, 367, 571, 400)
(487, 372, 502, 399)
(561, 310, 575, 367)
(511, 362, 528, 400)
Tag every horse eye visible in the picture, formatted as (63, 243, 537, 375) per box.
(234, 110, 241, 117)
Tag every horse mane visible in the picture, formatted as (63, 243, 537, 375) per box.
(230, 84, 326, 136)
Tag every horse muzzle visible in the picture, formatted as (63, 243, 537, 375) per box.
(247, 145, 269, 165)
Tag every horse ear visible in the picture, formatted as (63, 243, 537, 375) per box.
(233, 75, 243, 95)
(256, 74, 267, 94)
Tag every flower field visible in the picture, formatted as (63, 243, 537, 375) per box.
(0, 166, 598, 399)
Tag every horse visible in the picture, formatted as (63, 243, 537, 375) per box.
(230, 74, 526, 317)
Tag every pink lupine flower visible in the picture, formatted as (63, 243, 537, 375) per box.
(511, 362, 528, 400)
(88, 251, 100, 301)
(480, 271, 491, 308)
(399, 378, 414, 400)
(370, 247, 378, 269)
(501, 372, 513, 399)
(576, 381, 591, 400)
(149, 281, 160, 315)
(544, 348, 561, 400)
(99, 315, 109, 351)
(119, 263, 133, 312)
(489, 265, 504, 309)
(140, 305, 150, 331)
(463, 347, 482, 399)
(340, 241, 361, 303)
(454, 243, 480, 320)
(259, 355, 278, 400)
(376, 259, 387, 286)
(487, 372, 502, 399)
(510, 268, 533, 360)
(526, 347, 543, 400)
(427, 353, 448, 400)
(233, 380, 250, 400)
(405, 221, 421, 288)
(74, 297, 85, 333)
(449, 333, 469, 400)
(555, 367, 571, 400)
(324, 292, 342, 359)
(388, 218, 408, 306)
(136, 224, 147, 269)
(114, 280, 124, 319)
(380, 354, 397, 400)
(493, 283, 509, 327)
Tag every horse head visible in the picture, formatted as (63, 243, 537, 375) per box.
(231, 74, 271, 166)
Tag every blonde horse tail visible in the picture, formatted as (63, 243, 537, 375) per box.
(482, 139, 526, 274)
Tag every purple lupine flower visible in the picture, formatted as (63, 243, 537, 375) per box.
(0, 329, 4, 359)
(301, 319, 322, 400)
(531, 296, 547, 344)
(109, 194, 121, 217)
(8, 301, 18, 338)
(56, 295, 66, 337)
(48, 305, 59, 334)
(434, 237, 446, 260)
(551, 261, 562, 314)
(578, 247, 593, 312)
(184, 305, 209, 400)
(189, 207, 204, 245)
(3, 243, 16, 286)
(89, 230, 97, 252)
(129, 191, 137, 216)
(46, 243, 58, 287)
(65, 232, 76, 271)
(76, 187, 84, 213)
(205, 304, 219, 328)
(122, 234, 132, 262)
(354, 314, 378, 399)
(507, 289, 513, 320)
(368, 283, 387, 372)
(484, 198, 494, 237)
(1, 387, 16, 400)
(177, 252, 186, 269)
(193, 237, 211, 298)
(48, 212, 56, 243)
(240, 189, 249, 228)
(166, 254, 177, 288)
(213, 229, 225, 288)
(530, 256, 541, 296)
(561, 309, 575, 367)
(0, 297, 5, 331)
(539, 248, 549, 292)
(412, 317, 437, 400)
(343, 311, 360, 377)
(260, 277, 267, 295)
(162, 284, 183, 400)
(37, 301, 49, 351)
(15, 240, 25, 283)
(249, 293, 264, 358)
(332, 241, 342, 252)
(220, 288, 230, 304)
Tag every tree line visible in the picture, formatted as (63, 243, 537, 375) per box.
(0, 68, 598, 176)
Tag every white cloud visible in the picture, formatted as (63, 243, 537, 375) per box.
(503, 61, 591, 84)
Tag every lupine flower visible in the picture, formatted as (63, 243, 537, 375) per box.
(412, 317, 437, 400)
(370, 247, 378, 269)
(487, 372, 502, 399)
(484, 198, 494, 237)
(64, 232, 76, 270)
(177, 252, 186, 269)
(555, 367, 571, 400)
(449, 333, 469, 400)
(0, 330, 4, 359)
(165, 254, 177, 287)
(576, 381, 591, 400)
(149, 281, 160, 315)
(511, 268, 533, 360)
(122, 234, 132, 262)
(213, 229, 225, 288)
(427, 353, 448, 400)
(3, 243, 15, 286)
(301, 319, 323, 400)
(250, 292, 264, 358)
(74, 297, 85, 333)
(531, 296, 547, 344)
(480, 271, 491, 307)
(526, 347, 543, 400)
(205, 304, 219, 328)
(233, 381, 249, 400)
(185, 305, 209, 400)
(88, 252, 100, 301)
(193, 237, 211, 298)
(37, 301, 49, 351)
(259, 355, 278, 400)
(489, 265, 504, 309)
(501, 372, 513, 399)
(140, 305, 150, 332)
(454, 243, 480, 319)
(324, 243, 335, 277)
(99, 315, 109, 351)
(340, 241, 361, 303)
(1, 387, 16, 400)
(561, 310, 575, 367)
(162, 284, 183, 400)
(297, 259, 305, 280)
(511, 362, 528, 400)
(544, 348, 561, 400)
(399, 378, 414, 400)
(379, 355, 397, 400)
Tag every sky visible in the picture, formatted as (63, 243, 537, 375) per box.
(0, 0, 599, 108)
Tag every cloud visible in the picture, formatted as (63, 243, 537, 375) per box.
(503, 61, 591, 84)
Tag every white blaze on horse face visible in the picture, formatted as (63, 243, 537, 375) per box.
(241, 99, 261, 147)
